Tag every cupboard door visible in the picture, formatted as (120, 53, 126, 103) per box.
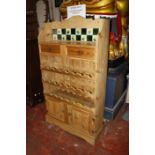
(46, 96, 66, 122)
(89, 116, 99, 135)
(67, 105, 90, 133)
(46, 98, 55, 116)
(54, 101, 66, 122)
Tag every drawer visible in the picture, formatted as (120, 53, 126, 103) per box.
(67, 46, 95, 59)
(40, 44, 60, 55)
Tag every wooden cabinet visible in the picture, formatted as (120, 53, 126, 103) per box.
(38, 16, 110, 144)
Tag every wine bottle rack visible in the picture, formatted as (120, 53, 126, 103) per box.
(38, 16, 110, 144)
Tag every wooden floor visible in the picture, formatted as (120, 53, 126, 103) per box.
(26, 103, 129, 155)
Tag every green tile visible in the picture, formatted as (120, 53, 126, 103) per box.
(51, 28, 98, 42)
(81, 28, 87, 35)
(76, 35, 81, 41)
(52, 29, 57, 34)
(66, 35, 71, 40)
(62, 29, 66, 34)
(93, 28, 99, 35)
(87, 35, 92, 41)
(71, 28, 75, 35)
(58, 35, 62, 40)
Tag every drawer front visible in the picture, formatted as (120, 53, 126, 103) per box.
(67, 46, 95, 59)
(40, 44, 60, 55)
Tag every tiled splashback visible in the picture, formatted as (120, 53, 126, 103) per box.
(52, 28, 99, 42)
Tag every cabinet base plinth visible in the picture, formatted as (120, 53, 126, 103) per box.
(46, 114, 103, 145)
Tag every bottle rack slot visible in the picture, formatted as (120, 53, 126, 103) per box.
(45, 91, 94, 108)
(38, 16, 110, 144)
(43, 82, 94, 102)
(41, 66, 95, 79)
(42, 79, 94, 95)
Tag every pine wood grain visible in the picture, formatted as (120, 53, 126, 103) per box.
(38, 16, 110, 145)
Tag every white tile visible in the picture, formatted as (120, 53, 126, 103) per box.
(53, 34, 57, 40)
(66, 28, 71, 35)
(62, 35, 66, 40)
(57, 29, 61, 34)
(87, 28, 93, 35)
(92, 35, 97, 42)
(76, 28, 81, 35)
(71, 35, 76, 41)
(81, 35, 87, 41)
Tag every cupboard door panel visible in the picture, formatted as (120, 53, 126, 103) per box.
(54, 101, 66, 122)
(67, 105, 90, 133)
(45, 97, 55, 116)
(72, 109, 90, 132)
(46, 96, 66, 122)
(89, 116, 100, 135)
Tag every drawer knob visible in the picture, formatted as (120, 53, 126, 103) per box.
(47, 47, 52, 52)
(77, 50, 83, 55)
